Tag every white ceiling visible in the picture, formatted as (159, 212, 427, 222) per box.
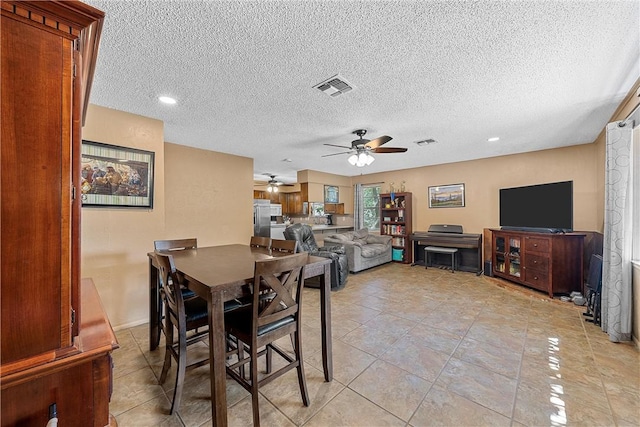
(85, 0, 639, 185)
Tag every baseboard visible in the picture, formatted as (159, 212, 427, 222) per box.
(112, 318, 148, 332)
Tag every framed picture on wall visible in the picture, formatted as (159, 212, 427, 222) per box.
(324, 185, 339, 203)
(80, 140, 155, 208)
(428, 183, 465, 208)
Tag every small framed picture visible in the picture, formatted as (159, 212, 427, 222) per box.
(428, 183, 465, 208)
(324, 185, 339, 203)
(81, 140, 155, 208)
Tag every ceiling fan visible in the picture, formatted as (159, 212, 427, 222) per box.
(256, 174, 294, 193)
(322, 129, 408, 167)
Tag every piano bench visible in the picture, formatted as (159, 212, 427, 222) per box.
(424, 246, 458, 273)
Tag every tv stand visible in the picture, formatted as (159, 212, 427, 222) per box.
(491, 229, 584, 297)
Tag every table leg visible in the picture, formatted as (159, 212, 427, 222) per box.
(319, 263, 333, 382)
(208, 290, 228, 427)
(149, 258, 160, 351)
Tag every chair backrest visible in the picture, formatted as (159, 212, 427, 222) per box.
(283, 223, 318, 252)
(270, 239, 298, 254)
(252, 252, 309, 333)
(585, 254, 603, 292)
(250, 236, 271, 249)
(154, 238, 198, 252)
(153, 252, 186, 329)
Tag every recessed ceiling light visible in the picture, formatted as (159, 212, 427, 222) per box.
(159, 96, 177, 105)
(487, 137, 500, 142)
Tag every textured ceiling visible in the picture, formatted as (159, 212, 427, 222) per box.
(85, 0, 639, 184)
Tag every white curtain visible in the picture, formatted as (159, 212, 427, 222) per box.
(602, 121, 633, 342)
(353, 183, 363, 230)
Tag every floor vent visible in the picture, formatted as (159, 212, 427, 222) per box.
(313, 75, 354, 97)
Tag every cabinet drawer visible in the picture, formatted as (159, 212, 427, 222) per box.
(524, 268, 550, 291)
(524, 254, 549, 272)
(524, 237, 550, 253)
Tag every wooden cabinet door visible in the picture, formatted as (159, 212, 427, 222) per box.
(291, 192, 302, 214)
(1, 13, 75, 364)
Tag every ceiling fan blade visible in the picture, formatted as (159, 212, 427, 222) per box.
(365, 135, 392, 149)
(324, 143, 352, 149)
(322, 151, 352, 157)
(372, 147, 408, 153)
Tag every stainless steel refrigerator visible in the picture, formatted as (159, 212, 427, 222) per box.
(253, 199, 270, 237)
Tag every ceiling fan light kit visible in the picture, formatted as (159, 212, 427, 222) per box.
(323, 129, 407, 168)
(259, 174, 293, 192)
(348, 151, 375, 167)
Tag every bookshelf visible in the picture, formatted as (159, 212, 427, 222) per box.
(380, 192, 412, 263)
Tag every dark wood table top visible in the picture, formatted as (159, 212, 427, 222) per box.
(161, 244, 330, 296)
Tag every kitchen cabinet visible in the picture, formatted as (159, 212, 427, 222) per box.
(279, 191, 303, 214)
(380, 193, 412, 263)
(1, 2, 117, 425)
(324, 203, 344, 214)
(491, 229, 584, 297)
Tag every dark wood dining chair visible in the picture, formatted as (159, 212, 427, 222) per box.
(250, 236, 271, 249)
(154, 238, 198, 252)
(153, 251, 209, 415)
(270, 239, 297, 253)
(225, 252, 310, 427)
(153, 239, 198, 344)
(154, 251, 244, 415)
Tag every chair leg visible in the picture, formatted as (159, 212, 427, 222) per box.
(266, 345, 272, 374)
(294, 330, 310, 406)
(170, 329, 188, 415)
(250, 345, 261, 427)
(159, 320, 173, 384)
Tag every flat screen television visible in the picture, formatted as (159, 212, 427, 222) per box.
(499, 181, 573, 232)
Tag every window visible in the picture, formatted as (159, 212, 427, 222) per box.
(362, 185, 381, 230)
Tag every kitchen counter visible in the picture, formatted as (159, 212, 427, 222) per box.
(310, 225, 353, 232)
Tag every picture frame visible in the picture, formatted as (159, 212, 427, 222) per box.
(428, 183, 465, 208)
(324, 185, 339, 203)
(81, 140, 155, 208)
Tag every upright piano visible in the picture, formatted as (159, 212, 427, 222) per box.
(411, 224, 483, 274)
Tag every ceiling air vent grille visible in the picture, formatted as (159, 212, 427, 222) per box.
(313, 75, 354, 97)
(415, 139, 437, 146)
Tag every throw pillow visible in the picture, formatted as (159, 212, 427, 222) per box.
(353, 228, 369, 245)
(354, 228, 369, 239)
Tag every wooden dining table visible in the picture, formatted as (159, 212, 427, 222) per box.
(147, 244, 333, 426)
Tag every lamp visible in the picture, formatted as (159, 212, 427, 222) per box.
(348, 149, 374, 167)
(267, 184, 279, 193)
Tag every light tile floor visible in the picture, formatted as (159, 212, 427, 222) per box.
(111, 263, 640, 426)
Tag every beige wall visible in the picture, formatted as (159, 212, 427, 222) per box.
(164, 142, 253, 247)
(353, 142, 601, 235)
(82, 105, 165, 329)
(297, 169, 353, 213)
(81, 105, 253, 329)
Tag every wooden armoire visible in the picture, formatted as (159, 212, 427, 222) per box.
(1, 1, 118, 425)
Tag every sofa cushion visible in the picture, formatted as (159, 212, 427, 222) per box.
(360, 243, 389, 258)
(353, 228, 369, 244)
(327, 233, 351, 242)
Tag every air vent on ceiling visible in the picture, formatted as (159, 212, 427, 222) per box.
(313, 74, 354, 97)
(415, 139, 437, 146)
